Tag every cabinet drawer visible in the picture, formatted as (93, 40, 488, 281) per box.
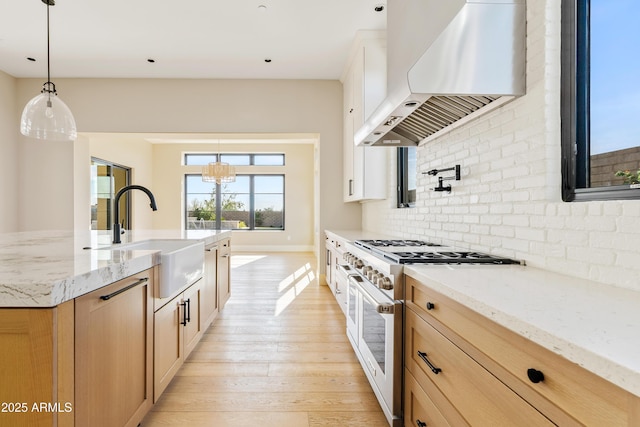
(405, 308, 554, 427)
(405, 276, 639, 426)
(404, 369, 467, 427)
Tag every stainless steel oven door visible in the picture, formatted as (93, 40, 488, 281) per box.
(356, 279, 402, 419)
(335, 264, 356, 316)
(346, 274, 363, 345)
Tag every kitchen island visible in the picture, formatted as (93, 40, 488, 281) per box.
(0, 229, 231, 427)
(0, 229, 230, 308)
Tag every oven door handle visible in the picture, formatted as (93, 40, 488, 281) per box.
(356, 280, 396, 314)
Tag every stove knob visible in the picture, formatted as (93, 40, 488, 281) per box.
(371, 272, 383, 282)
(378, 276, 393, 290)
(354, 259, 364, 269)
(366, 269, 379, 280)
(362, 265, 373, 275)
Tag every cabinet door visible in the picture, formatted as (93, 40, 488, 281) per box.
(201, 243, 219, 330)
(217, 239, 231, 309)
(154, 294, 184, 400)
(325, 246, 336, 292)
(343, 37, 387, 202)
(183, 279, 203, 357)
(75, 270, 153, 427)
(0, 309, 56, 427)
(405, 309, 554, 427)
(343, 68, 356, 201)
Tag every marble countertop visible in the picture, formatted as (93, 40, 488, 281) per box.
(0, 229, 231, 308)
(406, 264, 640, 399)
(325, 229, 640, 399)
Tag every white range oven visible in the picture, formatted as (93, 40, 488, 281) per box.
(343, 239, 521, 427)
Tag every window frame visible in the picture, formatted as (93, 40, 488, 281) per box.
(184, 173, 285, 231)
(184, 153, 285, 166)
(561, 0, 640, 201)
(397, 147, 416, 208)
(90, 157, 131, 231)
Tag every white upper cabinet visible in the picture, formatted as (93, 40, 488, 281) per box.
(343, 32, 388, 202)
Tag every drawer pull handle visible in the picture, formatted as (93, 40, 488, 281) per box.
(100, 277, 148, 301)
(527, 368, 545, 383)
(416, 420, 427, 427)
(426, 301, 435, 310)
(418, 351, 442, 374)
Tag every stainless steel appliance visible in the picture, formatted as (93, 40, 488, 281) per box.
(355, 0, 526, 147)
(342, 239, 521, 426)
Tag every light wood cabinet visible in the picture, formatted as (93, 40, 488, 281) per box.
(404, 276, 640, 427)
(201, 242, 219, 330)
(153, 278, 203, 400)
(404, 368, 466, 427)
(75, 268, 154, 427)
(405, 308, 553, 426)
(0, 302, 74, 427)
(217, 238, 231, 309)
(342, 32, 388, 202)
(183, 279, 203, 356)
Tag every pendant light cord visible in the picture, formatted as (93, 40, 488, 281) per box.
(46, 1, 51, 85)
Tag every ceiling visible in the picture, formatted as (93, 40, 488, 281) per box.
(0, 0, 386, 80)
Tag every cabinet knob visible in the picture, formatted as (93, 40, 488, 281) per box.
(527, 368, 545, 383)
(416, 419, 427, 427)
(426, 301, 435, 310)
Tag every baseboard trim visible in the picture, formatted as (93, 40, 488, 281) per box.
(231, 245, 315, 252)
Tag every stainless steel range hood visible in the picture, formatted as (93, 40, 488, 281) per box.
(355, 0, 526, 147)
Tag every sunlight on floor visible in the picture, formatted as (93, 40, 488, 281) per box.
(230, 254, 266, 268)
(274, 262, 316, 316)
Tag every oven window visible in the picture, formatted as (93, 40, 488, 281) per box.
(361, 297, 386, 374)
(348, 282, 357, 326)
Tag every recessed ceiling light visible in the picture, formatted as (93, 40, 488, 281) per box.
(147, 58, 155, 63)
(27, 57, 36, 62)
(264, 58, 272, 63)
(374, 4, 385, 12)
(258, 4, 267, 12)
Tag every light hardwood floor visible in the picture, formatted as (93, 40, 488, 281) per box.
(142, 252, 388, 427)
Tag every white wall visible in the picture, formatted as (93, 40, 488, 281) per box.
(14, 79, 361, 263)
(0, 71, 19, 232)
(362, 1, 640, 291)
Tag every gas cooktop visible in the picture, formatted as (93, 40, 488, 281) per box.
(352, 239, 521, 265)
(381, 251, 522, 265)
(355, 239, 442, 248)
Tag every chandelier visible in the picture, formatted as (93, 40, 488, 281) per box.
(202, 141, 236, 184)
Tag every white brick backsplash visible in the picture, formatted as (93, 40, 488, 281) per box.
(362, 0, 640, 291)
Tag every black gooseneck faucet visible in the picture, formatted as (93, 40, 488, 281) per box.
(112, 185, 158, 244)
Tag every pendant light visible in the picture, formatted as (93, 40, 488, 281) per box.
(20, 0, 77, 141)
(202, 140, 236, 184)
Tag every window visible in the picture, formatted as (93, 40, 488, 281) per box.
(185, 174, 284, 230)
(561, 0, 640, 200)
(90, 158, 130, 230)
(397, 147, 417, 207)
(185, 153, 285, 166)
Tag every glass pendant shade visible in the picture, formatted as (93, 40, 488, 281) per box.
(20, 0, 77, 142)
(20, 83, 77, 141)
(202, 162, 237, 184)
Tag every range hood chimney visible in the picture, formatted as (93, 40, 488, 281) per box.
(355, 0, 526, 147)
